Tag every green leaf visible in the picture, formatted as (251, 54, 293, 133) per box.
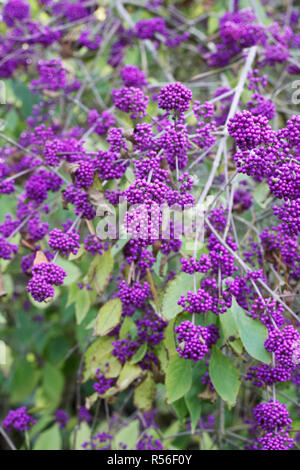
(68, 244, 85, 261)
(70, 422, 91, 450)
(11, 79, 39, 119)
(180, 239, 209, 258)
(42, 362, 64, 410)
(130, 342, 147, 364)
(220, 307, 239, 339)
(134, 372, 156, 411)
(209, 346, 240, 406)
(231, 300, 271, 363)
(207, 16, 218, 35)
(155, 343, 168, 373)
(113, 419, 140, 450)
(87, 249, 114, 294)
(125, 166, 135, 184)
(185, 385, 201, 433)
(56, 257, 81, 286)
(253, 182, 272, 209)
(90, 173, 104, 191)
(10, 360, 39, 403)
(83, 336, 115, 382)
(33, 424, 62, 450)
(66, 282, 80, 308)
(111, 238, 128, 256)
(29, 415, 53, 439)
(163, 318, 177, 358)
(165, 356, 192, 404)
(162, 420, 180, 449)
(2, 274, 13, 297)
(201, 431, 218, 450)
(75, 288, 91, 325)
(45, 336, 70, 365)
(94, 298, 122, 336)
(5, 109, 19, 134)
(162, 272, 203, 321)
(220, 308, 243, 355)
(172, 398, 188, 421)
(152, 251, 164, 279)
(119, 316, 136, 340)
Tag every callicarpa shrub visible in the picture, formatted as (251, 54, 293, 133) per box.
(0, 0, 299, 453)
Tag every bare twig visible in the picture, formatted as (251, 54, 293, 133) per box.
(0, 426, 17, 450)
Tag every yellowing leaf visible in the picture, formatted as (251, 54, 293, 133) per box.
(83, 337, 115, 382)
(75, 288, 91, 325)
(116, 363, 144, 391)
(87, 249, 114, 295)
(134, 372, 156, 411)
(94, 298, 122, 336)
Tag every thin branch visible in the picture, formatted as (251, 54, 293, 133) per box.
(0, 426, 17, 450)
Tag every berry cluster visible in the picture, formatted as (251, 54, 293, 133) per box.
(3, 407, 36, 432)
(252, 400, 293, 450)
(158, 82, 192, 113)
(27, 262, 67, 302)
(175, 321, 219, 361)
(93, 369, 116, 396)
(48, 228, 80, 257)
(181, 255, 212, 274)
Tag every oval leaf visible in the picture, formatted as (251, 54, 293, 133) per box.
(209, 346, 240, 406)
(94, 298, 122, 336)
(75, 288, 91, 325)
(33, 424, 62, 450)
(231, 300, 271, 363)
(116, 363, 144, 391)
(130, 342, 147, 364)
(134, 372, 156, 411)
(87, 249, 113, 295)
(220, 308, 243, 355)
(162, 272, 202, 321)
(166, 356, 192, 404)
(113, 419, 140, 451)
(83, 337, 115, 382)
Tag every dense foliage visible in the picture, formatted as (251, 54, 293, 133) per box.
(0, 0, 299, 451)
